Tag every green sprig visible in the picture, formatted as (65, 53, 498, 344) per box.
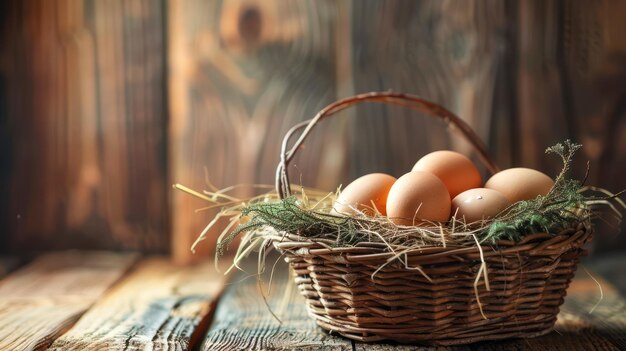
(220, 140, 616, 253)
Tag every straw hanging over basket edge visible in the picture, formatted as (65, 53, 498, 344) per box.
(261, 91, 595, 345)
(173, 91, 626, 346)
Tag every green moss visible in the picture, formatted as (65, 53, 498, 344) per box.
(483, 140, 587, 242)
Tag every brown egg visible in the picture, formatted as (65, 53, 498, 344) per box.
(485, 168, 554, 203)
(452, 188, 511, 224)
(412, 150, 482, 198)
(386, 171, 451, 225)
(333, 173, 396, 216)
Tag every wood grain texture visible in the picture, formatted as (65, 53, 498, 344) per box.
(1, 0, 625, 258)
(349, 0, 512, 178)
(49, 258, 226, 351)
(169, 0, 625, 261)
(515, 0, 626, 253)
(0, 0, 168, 253)
(201, 262, 352, 350)
(0, 251, 136, 351)
(168, 0, 341, 263)
(348, 0, 626, 221)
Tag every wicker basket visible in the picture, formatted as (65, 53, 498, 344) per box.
(271, 92, 593, 346)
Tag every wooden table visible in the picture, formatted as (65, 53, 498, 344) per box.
(0, 251, 624, 351)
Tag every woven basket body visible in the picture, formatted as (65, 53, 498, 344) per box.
(272, 92, 593, 345)
(270, 222, 591, 345)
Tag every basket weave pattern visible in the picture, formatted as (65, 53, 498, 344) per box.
(271, 222, 591, 345)
(271, 92, 593, 345)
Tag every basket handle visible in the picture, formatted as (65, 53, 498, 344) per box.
(276, 91, 499, 199)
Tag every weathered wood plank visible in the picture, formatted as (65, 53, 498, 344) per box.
(0, 251, 136, 351)
(350, 0, 513, 178)
(515, 0, 626, 252)
(168, 0, 340, 263)
(0, 0, 168, 253)
(49, 258, 226, 351)
(201, 260, 352, 351)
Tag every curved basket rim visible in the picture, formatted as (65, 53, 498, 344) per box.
(266, 220, 592, 260)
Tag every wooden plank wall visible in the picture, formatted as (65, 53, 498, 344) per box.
(0, 0, 169, 253)
(168, 0, 344, 263)
(1, 0, 624, 259)
(169, 0, 626, 263)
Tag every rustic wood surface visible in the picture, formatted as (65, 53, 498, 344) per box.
(201, 257, 626, 351)
(49, 258, 226, 351)
(0, 253, 623, 350)
(201, 263, 353, 351)
(0, 251, 137, 351)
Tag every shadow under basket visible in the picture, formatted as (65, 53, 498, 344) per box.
(270, 92, 594, 345)
(270, 222, 592, 346)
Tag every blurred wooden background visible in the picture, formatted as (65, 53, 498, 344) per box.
(0, 0, 624, 263)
